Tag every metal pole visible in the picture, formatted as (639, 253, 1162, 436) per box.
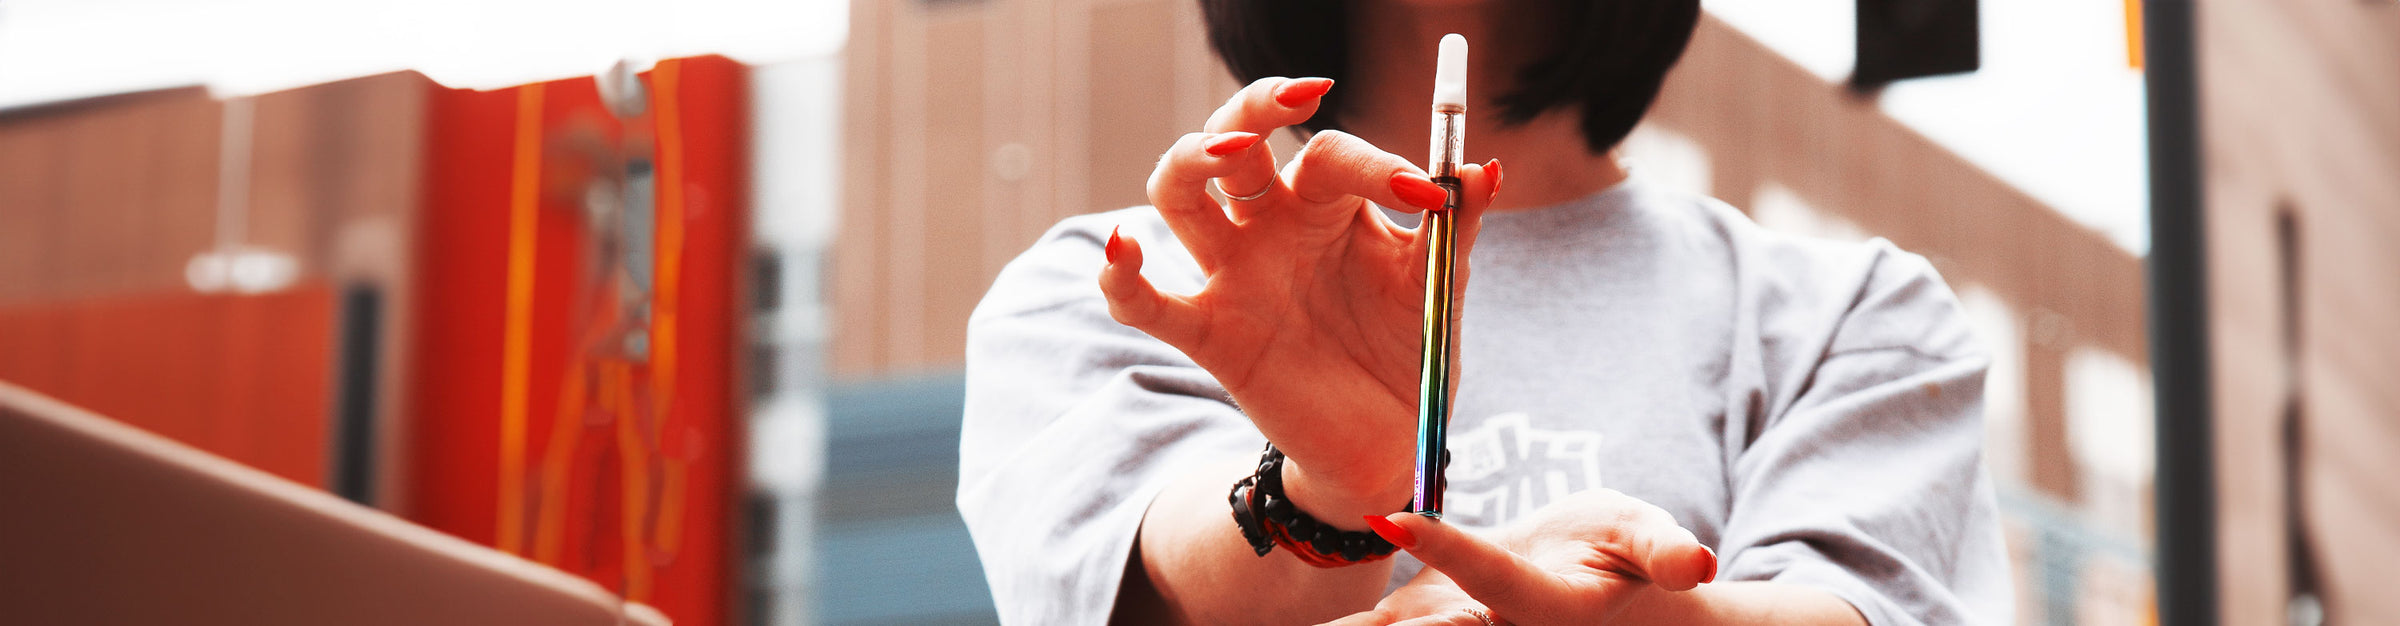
(2143, 1, 2216, 624)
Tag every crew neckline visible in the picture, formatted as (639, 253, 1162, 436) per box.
(1373, 170, 1650, 246)
(1472, 171, 1648, 250)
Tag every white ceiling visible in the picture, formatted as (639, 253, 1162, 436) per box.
(0, 0, 847, 106)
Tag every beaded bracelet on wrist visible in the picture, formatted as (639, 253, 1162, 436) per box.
(1228, 442, 1402, 567)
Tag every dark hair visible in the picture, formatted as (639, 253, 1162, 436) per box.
(1199, 0, 1701, 154)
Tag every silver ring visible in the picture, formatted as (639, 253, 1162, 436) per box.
(1215, 178, 1271, 202)
(1463, 608, 1496, 626)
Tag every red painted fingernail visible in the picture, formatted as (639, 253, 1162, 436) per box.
(1204, 132, 1260, 156)
(1363, 515, 1417, 549)
(1273, 77, 1335, 108)
(1485, 159, 1503, 202)
(1105, 226, 1122, 264)
(1390, 172, 1449, 211)
(1700, 545, 1718, 584)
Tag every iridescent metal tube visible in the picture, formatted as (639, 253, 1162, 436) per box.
(1414, 104, 1464, 518)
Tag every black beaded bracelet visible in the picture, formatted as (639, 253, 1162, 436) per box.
(1228, 442, 1402, 565)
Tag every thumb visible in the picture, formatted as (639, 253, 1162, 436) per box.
(1366, 513, 1553, 616)
(1604, 496, 1718, 592)
(1638, 525, 1717, 592)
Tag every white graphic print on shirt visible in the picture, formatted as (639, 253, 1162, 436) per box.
(1441, 412, 1605, 529)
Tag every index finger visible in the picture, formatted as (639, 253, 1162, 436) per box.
(1368, 514, 1556, 616)
(1283, 130, 1446, 213)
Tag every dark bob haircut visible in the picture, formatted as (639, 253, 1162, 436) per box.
(1199, 0, 1702, 155)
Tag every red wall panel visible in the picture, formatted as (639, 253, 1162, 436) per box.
(404, 56, 746, 626)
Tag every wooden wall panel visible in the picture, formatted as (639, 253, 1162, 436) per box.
(834, 0, 893, 376)
(249, 73, 429, 270)
(0, 76, 428, 489)
(2196, 1, 2400, 622)
(919, 14, 989, 370)
(1084, 1, 1182, 214)
(0, 89, 219, 305)
(836, 0, 1235, 378)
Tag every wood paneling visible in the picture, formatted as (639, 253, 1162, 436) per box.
(836, 0, 1236, 377)
(0, 89, 219, 305)
(0, 75, 431, 489)
(2196, 1, 2400, 622)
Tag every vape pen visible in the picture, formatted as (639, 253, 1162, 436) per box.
(1413, 33, 1467, 518)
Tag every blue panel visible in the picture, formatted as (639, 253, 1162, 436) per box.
(815, 372, 997, 625)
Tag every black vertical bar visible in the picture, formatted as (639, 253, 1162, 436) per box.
(2143, 1, 2216, 624)
(2276, 210, 2323, 620)
(331, 284, 384, 506)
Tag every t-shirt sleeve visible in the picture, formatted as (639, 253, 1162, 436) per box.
(1716, 242, 2015, 626)
(955, 210, 1262, 624)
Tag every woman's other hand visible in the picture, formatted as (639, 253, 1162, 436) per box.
(1100, 76, 1500, 518)
(1327, 489, 1718, 626)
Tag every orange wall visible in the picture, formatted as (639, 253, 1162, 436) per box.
(0, 287, 336, 487)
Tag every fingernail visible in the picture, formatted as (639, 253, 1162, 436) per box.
(1700, 545, 1718, 584)
(1105, 226, 1122, 265)
(1363, 515, 1417, 549)
(1204, 132, 1261, 157)
(1390, 172, 1449, 211)
(1485, 159, 1503, 202)
(1273, 77, 1335, 108)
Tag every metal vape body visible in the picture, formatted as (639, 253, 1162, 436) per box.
(1413, 103, 1464, 518)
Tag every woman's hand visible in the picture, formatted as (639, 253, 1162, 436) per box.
(1325, 489, 1719, 626)
(1101, 76, 1499, 517)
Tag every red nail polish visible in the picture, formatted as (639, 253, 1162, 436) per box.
(1273, 77, 1335, 108)
(1700, 545, 1718, 584)
(1485, 159, 1503, 202)
(1390, 172, 1449, 211)
(1363, 515, 1417, 549)
(1204, 132, 1261, 157)
(1105, 226, 1122, 264)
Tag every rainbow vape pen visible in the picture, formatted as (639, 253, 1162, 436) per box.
(1414, 33, 1467, 518)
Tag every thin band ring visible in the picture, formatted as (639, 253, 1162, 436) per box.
(1215, 178, 1272, 202)
(1462, 608, 1497, 626)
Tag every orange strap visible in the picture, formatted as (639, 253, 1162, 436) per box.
(497, 83, 546, 556)
(646, 59, 692, 561)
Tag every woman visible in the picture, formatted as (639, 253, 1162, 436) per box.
(958, 1, 2010, 624)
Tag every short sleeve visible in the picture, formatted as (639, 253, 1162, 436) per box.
(1717, 245, 2015, 626)
(956, 209, 1262, 624)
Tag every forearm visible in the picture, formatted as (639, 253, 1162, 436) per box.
(1117, 455, 1405, 625)
(1620, 581, 1867, 626)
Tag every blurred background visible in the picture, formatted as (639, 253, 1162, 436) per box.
(0, 0, 2392, 625)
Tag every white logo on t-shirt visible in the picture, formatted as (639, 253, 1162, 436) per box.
(1442, 412, 1605, 529)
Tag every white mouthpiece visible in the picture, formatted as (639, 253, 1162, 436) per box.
(1433, 33, 1468, 109)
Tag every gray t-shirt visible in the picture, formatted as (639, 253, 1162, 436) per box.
(957, 176, 2013, 625)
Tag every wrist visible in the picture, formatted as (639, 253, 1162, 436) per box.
(1282, 455, 1411, 530)
(1230, 444, 1406, 566)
